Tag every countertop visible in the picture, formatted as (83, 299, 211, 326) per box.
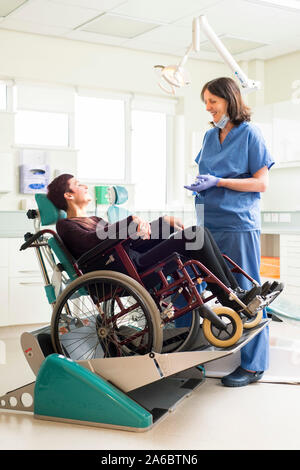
(1, 210, 300, 238)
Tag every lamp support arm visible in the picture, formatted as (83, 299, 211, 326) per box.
(196, 16, 260, 90)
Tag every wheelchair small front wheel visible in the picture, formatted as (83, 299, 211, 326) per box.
(202, 306, 243, 348)
(242, 309, 263, 329)
(51, 270, 163, 360)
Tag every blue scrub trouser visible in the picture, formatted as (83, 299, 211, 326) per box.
(210, 230, 269, 372)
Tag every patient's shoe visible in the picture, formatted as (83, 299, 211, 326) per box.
(260, 280, 273, 296)
(268, 281, 284, 295)
(221, 367, 264, 387)
(237, 285, 261, 305)
(225, 285, 262, 311)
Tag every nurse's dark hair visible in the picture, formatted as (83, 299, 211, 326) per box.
(201, 77, 251, 125)
(47, 173, 74, 212)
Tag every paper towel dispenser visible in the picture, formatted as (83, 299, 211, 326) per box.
(20, 164, 50, 194)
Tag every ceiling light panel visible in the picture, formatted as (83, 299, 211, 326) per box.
(127, 24, 192, 47)
(111, 0, 221, 23)
(0, 0, 28, 17)
(81, 14, 160, 39)
(200, 36, 267, 54)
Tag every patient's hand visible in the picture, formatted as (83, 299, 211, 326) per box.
(163, 216, 184, 231)
(132, 215, 151, 240)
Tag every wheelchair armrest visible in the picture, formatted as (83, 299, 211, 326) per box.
(20, 229, 57, 251)
(76, 237, 127, 270)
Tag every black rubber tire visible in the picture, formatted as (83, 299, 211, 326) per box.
(51, 270, 163, 360)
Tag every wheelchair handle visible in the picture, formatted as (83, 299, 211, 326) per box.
(20, 229, 57, 251)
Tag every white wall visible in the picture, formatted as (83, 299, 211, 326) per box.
(1, 28, 298, 213)
(261, 50, 300, 211)
(0, 29, 228, 211)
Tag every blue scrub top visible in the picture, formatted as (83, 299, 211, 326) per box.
(195, 121, 274, 232)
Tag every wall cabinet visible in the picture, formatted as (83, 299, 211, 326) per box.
(0, 237, 51, 327)
(0, 267, 9, 326)
(252, 101, 300, 165)
(280, 234, 300, 305)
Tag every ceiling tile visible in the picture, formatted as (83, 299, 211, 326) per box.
(8, 0, 101, 29)
(125, 24, 192, 48)
(187, 0, 300, 43)
(48, 0, 126, 11)
(245, 0, 300, 11)
(112, 0, 222, 23)
(0, 0, 297, 62)
(0, 17, 70, 36)
(65, 29, 127, 45)
(0, 0, 28, 17)
(123, 39, 188, 58)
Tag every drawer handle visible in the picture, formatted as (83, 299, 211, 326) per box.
(19, 281, 43, 285)
(18, 270, 40, 273)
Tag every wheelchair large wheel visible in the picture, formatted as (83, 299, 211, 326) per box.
(202, 306, 243, 348)
(51, 270, 163, 360)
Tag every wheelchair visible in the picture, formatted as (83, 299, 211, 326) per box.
(21, 193, 275, 362)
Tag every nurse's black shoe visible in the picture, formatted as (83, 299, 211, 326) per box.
(221, 367, 264, 387)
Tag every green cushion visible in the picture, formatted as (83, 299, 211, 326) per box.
(35, 194, 66, 226)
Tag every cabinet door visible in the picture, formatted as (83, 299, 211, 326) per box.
(280, 234, 300, 300)
(0, 239, 9, 268)
(9, 277, 52, 325)
(0, 267, 9, 326)
(8, 238, 41, 277)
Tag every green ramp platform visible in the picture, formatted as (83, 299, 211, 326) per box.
(34, 354, 153, 431)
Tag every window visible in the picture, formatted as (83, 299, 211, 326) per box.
(131, 110, 167, 210)
(15, 110, 69, 147)
(75, 95, 125, 181)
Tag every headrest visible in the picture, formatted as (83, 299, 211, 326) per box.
(114, 186, 128, 205)
(35, 194, 66, 226)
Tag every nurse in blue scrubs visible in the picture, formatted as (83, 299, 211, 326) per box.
(186, 77, 275, 387)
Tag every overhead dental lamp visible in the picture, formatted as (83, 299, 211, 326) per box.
(154, 15, 260, 95)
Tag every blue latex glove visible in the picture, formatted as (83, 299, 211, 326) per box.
(184, 174, 220, 192)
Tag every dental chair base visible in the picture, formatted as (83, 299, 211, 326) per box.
(0, 320, 269, 432)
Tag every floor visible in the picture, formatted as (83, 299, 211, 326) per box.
(0, 321, 300, 451)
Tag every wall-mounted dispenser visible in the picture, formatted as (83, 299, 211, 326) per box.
(20, 165, 50, 194)
(19, 149, 50, 194)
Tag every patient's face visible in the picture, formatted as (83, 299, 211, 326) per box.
(66, 177, 92, 206)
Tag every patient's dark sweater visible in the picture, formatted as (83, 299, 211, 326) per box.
(56, 215, 134, 260)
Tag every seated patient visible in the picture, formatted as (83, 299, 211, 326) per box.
(47, 174, 266, 311)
